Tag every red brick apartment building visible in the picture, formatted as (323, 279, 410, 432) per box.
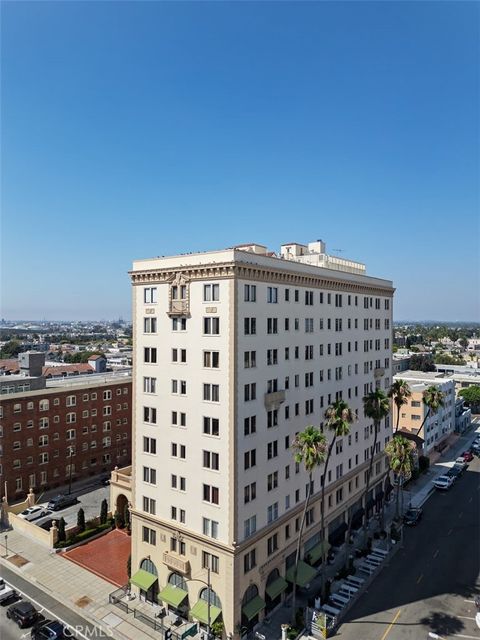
(0, 375, 132, 501)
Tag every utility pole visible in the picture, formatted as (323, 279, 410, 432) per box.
(68, 447, 74, 495)
(207, 565, 211, 640)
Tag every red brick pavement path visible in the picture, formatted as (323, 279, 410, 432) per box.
(63, 529, 131, 587)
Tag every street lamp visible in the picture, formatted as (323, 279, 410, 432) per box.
(188, 566, 212, 640)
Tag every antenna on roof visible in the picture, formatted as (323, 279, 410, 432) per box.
(332, 248, 344, 254)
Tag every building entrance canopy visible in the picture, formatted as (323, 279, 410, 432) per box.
(191, 600, 222, 625)
(130, 569, 158, 591)
(159, 584, 188, 608)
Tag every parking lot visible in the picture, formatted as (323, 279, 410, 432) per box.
(31, 484, 110, 531)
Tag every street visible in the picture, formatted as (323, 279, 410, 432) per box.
(336, 453, 480, 640)
(0, 564, 113, 639)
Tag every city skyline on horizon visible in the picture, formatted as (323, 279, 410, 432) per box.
(1, 2, 478, 322)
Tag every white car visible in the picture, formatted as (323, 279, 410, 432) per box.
(19, 506, 50, 522)
(432, 475, 454, 490)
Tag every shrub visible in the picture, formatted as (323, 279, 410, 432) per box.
(57, 517, 66, 543)
(287, 628, 298, 640)
(114, 511, 125, 528)
(211, 620, 224, 638)
(127, 554, 131, 579)
(77, 508, 86, 533)
(100, 498, 108, 525)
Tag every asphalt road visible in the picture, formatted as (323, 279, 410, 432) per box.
(336, 453, 480, 640)
(0, 565, 113, 639)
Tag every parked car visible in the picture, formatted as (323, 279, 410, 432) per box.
(446, 466, 462, 481)
(6, 601, 39, 628)
(20, 506, 50, 522)
(403, 507, 423, 526)
(38, 518, 55, 532)
(47, 494, 77, 511)
(0, 582, 16, 605)
(454, 457, 468, 470)
(462, 451, 474, 462)
(432, 475, 454, 490)
(31, 619, 66, 639)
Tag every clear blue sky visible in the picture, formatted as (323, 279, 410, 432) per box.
(1, 1, 478, 321)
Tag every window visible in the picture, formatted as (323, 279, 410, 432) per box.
(203, 283, 220, 301)
(244, 515, 257, 539)
(143, 377, 157, 394)
(144, 287, 158, 304)
(143, 497, 156, 515)
(203, 317, 220, 335)
(305, 318, 314, 333)
(172, 348, 187, 363)
(144, 347, 157, 363)
(203, 518, 219, 539)
(244, 482, 256, 503)
(203, 484, 219, 504)
(305, 290, 314, 305)
(244, 549, 256, 573)
(172, 317, 187, 331)
(144, 317, 157, 333)
(267, 287, 278, 303)
(39, 417, 49, 429)
(267, 471, 278, 491)
(267, 533, 279, 555)
(267, 409, 278, 428)
(143, 407, 157, 424)
(172, 379, 187, 395)
(203, 417, 219, 436)
(267, 379, 278, 393)
(143, 437, 157, 454)
(171, 411, 187, 427)
(244, 415, 256, 436)
(171, 443, 186, 459)
(267, 349, 278, 366)
(267, 502, 279, 523)
(103, 405, 112, 416)
(203, 384, 220, 402)
(39, 399, 49, 411)
(204, 351, 220, 368)
(39, 435, 49, 447)
(202, 551, 219, 573)
(267, 318, 278, 334)
(39, 452, 49, 465)
(203, 450, 220, 470)
(267, 440, 278, 459)
(244, 449, 256, 470)
(244, 317, 257, 335)
(66, 395, 76, 407)
(143, 466, 157, 485)
(66, 429, 76, 440)
(244, 284, 256, 302)
(142, 526, 156, 545)
(244, 383, 256, 402)
(244, 351, 256, 368)
(13, 403, 21, 413)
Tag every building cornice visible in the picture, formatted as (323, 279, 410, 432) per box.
(130, 262, 394, 297)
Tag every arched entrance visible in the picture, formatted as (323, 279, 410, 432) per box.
(160, 572, 189, 617)
(265, 569, 288, 612)
(139, 558, 159, 604)
(116, 493, 128, 519)
(241, 584, 264, 630)
(191, 587, 223, 631)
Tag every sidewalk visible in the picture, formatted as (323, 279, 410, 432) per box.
(0, 424, 478, 640)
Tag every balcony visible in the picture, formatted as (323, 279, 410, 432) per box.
(264, 389, 286, 410)
(167, 300, 189, 317)
(374, 367, 385, 378)
(163, 552, 190, 575)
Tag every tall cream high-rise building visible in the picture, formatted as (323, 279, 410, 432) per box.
(128, 240, 394, 637)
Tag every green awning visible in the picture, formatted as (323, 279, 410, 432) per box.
(159, 584, 188, 608)
(130, 569, 158, 591)
(191, 599, 222, 625)
(265, 576, 288, 600)
(306, 541, 331, 565)
(242, 595, 265, 621)
(285, 560, 316, 588)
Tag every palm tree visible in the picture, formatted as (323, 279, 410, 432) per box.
(290, 426, 327, 624)
(388, 380, 411, 433)
(415, 386, 446, 438)
(320, 400, 355, 596)
(361, 388, 391, 543)
(385, 435, 415, 519)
